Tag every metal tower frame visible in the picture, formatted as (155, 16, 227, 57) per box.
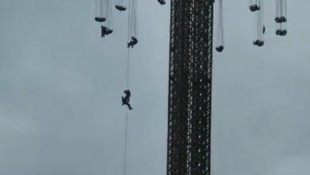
(167, 0, 214, 174)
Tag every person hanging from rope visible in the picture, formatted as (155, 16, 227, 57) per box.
(216, 0, 224, 52)
(158, 0, 166, 5)
(127, 37, 138, 48)
(115, 0, 127, 11)
(122, 90, 133, 110)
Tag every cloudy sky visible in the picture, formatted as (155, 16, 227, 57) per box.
(0, 0, 309, 175)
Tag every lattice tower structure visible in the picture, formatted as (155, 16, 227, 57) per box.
(167, 0, 214, 174)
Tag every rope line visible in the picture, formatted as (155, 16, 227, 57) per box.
(126, 48, 130, 89)
(95, 0, 98, 17)
(123, 9, 131, 174)
(123, 109, 129, 175)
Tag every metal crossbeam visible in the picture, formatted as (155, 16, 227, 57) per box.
(167, 0, 214, 174)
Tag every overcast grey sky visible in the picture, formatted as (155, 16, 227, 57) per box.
(0, 0, 310, 175)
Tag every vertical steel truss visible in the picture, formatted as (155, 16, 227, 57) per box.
(167, 0, 214, 174)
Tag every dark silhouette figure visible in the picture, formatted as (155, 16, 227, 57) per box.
(253, 40, 264, 47)
(216, 45, 224, 52)
(249, 5, 260, 12)
(95, 17, 106, 22)
(127, 37, 138, 48)
(276, 29, 287, 36)
(115, 5, 127, 11)
(158, 0, 166, 5)
(101, 26, 113, 38)
(122, 90, 133, 110)
(275, 16, 287, 23)
(263, 25, 266, 34)
(280, 16, 287, 23)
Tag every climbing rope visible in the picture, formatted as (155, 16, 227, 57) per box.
(252, 0, 264, 47)
(126, 48, 130, 89)
(105, 0, 114, 28)
(122, 13, 133, 175)
(128, 0, 138, 41)
(123, 109, 129, 175)
(215, 0, 224, 52)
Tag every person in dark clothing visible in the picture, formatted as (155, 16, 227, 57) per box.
(158, 0, 166, 5)
(253, 40, 264, 47)
(216, 45, 224, 52)
(115, 5, 126, 11)
(95, 17, 106, 22)
(280, 16, 287, 23)
(127, 37, 138, 48)
(275, 16, 287, 23)
(101, 26, 113, 38)
(122, 90, 133, 110)
(276, 29, 287, 36)
(249, 5, 260, 12)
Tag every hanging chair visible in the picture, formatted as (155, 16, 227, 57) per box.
(253, 40, 264, 47)
(280, 16, 287, 23)
(158, 0, 166, 5)
(215, 0, 224, 52)
(95, 17, 106, 22)
(276, 29, 287, 36)
(249, 4, 260, 12)
(115, 5, 127, 11)
(216, 46, 224, 52)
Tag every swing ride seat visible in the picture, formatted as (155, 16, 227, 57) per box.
(215, 45, 224, 52)
(275, 16, 287, 23)
(249, 5, 260, 12)
(276, 29, 287, 36)
(95, 17, 106, 22)
(115, 5, 127, 11)
(158, 0, 166, 5)
(257, 41, 264, 47)
(280, 16, 287, 23)
(253, 40, 264, 47)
